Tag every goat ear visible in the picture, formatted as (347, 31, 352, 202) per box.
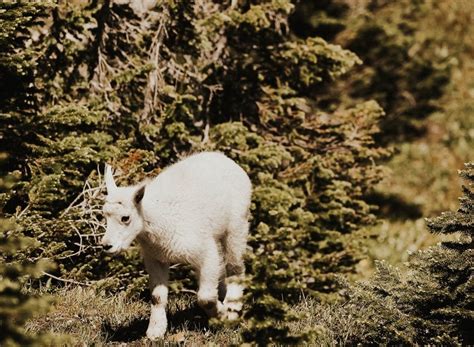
(105, 164, 117, 192)
(134, 185, 145, 205)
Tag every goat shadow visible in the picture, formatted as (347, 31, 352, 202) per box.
(102, 297, 210, 343)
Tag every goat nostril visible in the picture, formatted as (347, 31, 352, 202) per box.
(103, 244, 113, 251)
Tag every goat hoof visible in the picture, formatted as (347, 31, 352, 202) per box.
(146, 324, 166, 340)
(219, 283, 244, 321)
(219, 300, 242, 321)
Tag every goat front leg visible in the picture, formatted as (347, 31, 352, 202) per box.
(144, 256, 169, 340)
(197, 241, 225, 318)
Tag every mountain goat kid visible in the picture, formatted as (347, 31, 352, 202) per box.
(101, 152, 251, 340)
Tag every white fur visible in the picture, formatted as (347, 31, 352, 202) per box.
(101, 152, 251, 340)
(114, 0, 157, 15)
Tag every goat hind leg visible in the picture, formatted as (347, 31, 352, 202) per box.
(222, 216, 248, 319)
(224, 217, 248, 277)
(197, 241, 224, 318)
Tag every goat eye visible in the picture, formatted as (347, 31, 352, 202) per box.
(121, 216, 130, 224)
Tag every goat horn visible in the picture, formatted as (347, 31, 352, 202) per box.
(105, 164, 117, 191)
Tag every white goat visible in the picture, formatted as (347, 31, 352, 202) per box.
(101, 152, 251, 339)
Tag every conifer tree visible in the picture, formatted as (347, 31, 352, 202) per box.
(412, 163, 473, 343)
(336, 163, 473, 345)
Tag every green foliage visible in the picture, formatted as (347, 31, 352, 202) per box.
(0, 3, 49, 113)
(0, 234, 56, 347)
(316, 268, 418, 345)
(0, 1, 155, 293)
(0, 157, 60, 346)
(291, 0, 451, 143)
(339, 163, 473, 345)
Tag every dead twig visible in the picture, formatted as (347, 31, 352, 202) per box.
(42, 271, 92, 287)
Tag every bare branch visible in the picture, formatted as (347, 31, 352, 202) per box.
(42, 271, 92, 287)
